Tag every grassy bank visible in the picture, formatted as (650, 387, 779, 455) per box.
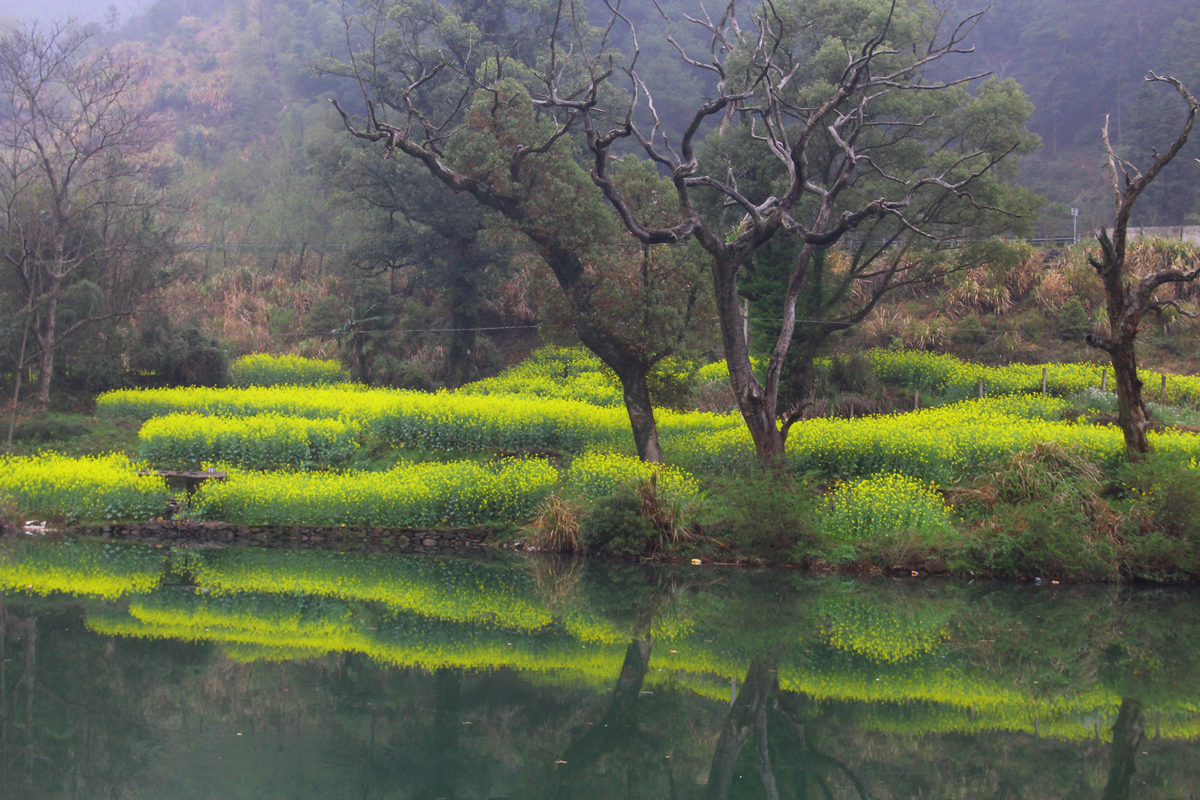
(5, 350, 1200, 581)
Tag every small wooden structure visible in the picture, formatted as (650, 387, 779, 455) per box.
(138, 469, 227, 495)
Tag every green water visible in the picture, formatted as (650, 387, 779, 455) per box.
(1, 538, 1198, 798)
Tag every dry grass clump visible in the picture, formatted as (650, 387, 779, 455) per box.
(1034, 269, 1072, 311)
(946, 242, 1042, 316)
(524, 493, 584, 552)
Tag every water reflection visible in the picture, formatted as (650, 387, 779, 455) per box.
(1, 537, 1198, 798)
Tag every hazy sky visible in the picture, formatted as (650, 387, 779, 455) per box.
(0, 0, 139, 25)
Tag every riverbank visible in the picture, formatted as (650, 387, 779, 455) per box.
(3, 349, 1199, 583)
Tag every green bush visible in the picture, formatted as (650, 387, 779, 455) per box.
(578, 486, 657, 557)
(1116, 455, 1200, 579)
(950, 444, 1117, 579)
(956, 500, 1116, 580)
(11, 414, 91, 443)
(131, 322, 229, 388)
(702, 472, 817, 560)
(1057, 298, 1090, 341)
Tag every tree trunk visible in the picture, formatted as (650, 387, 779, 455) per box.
(6, 312, 31, 447)
(706, 659, 779, 800)
(553, 639, 654, 800)
(23, 614, 35, 790)
(615, 362, 664, 464)
(1110, 340, 1152, 457)
(1102, 698, 1144, 800)
(33, 287, 60, 408)
(446, 243, 478, 389)
(711, 256, 787, 468)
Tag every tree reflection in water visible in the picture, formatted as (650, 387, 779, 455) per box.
(0, 540, 1198, 798)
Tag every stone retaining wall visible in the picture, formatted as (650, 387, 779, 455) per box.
(64, 520, 493, 554)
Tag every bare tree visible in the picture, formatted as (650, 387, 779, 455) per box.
(1086, 75, 1200, 459)
(0, 22, 166, 408)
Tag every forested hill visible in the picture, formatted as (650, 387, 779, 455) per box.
(103, 0, 1200, 238)
(955, 0, 1200, 235)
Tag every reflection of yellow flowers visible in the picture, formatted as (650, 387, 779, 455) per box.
(818, 594, 952, 662)
(2, 535, 1196, 744)
(0, 539, 163, 599)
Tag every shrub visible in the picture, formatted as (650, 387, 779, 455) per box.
(702, 472, 817, 560)
(1057, 298, 1090, 341)
(131, 322, 229, 388)
(230, 353, 349, 387)
(570, 454, 701, 556)
(10, 414, 90, 443)
(950, 443, 1117, 579)
(524, 493, 585, 553)
(578, 485, 658, 557)
(1116, 455, 1200, 578)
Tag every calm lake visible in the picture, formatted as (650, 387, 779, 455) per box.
(1, 537, 1198, 799)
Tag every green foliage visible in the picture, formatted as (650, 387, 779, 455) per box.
(130, 322, 230, 388)
(578, 487, 657, 558)
(701, 471, 817, 560)
(1057, 299, 1090, 341)
(10, 414, 91, 443)
(1116, 455, 1200, 578)
(230, 353, 349, 387)
(951, 444, 1117, 579)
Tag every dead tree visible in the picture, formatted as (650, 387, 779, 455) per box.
(1086, 75, 1200, 459)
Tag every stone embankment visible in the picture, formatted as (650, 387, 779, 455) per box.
(60, 520, 492, 553)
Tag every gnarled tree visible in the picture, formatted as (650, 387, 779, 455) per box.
(1085, 74, 1200, 459)
(331, 0, 1037, 466)
(564, 0, 1038, 466)
(329, 0, 713, 461)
